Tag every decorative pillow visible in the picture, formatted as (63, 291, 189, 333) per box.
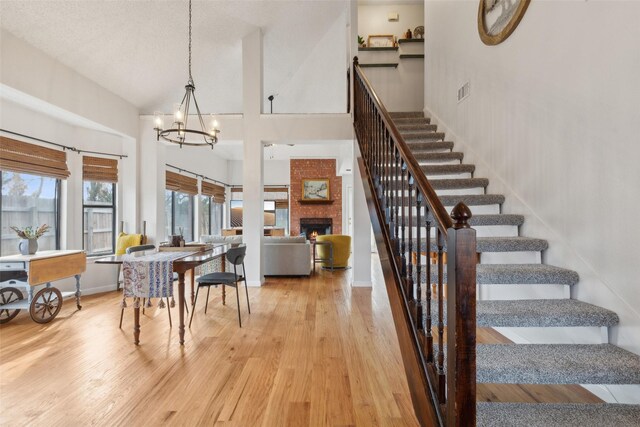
(116, 232, 143, 255)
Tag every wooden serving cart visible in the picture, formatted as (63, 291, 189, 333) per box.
(0, 250, 86, 324)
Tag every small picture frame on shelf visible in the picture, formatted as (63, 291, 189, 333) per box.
(302, 178, 330, 201)
(367, 34, 395, 48)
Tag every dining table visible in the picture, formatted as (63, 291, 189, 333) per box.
(95, 244, 231, 345)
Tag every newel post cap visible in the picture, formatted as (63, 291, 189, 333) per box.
(450, 202, 472, 229)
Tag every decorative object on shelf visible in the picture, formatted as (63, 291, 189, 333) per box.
(153, 0, 220, 148)
(357, 35, 365, 48)
(302, 178, 330, 201)
(414, 25, 425, 39)
(367, 34, 395, 48)
(10, 224, 50, 255)
(478, 0, 531, 45)
(405, 28, 413, 39)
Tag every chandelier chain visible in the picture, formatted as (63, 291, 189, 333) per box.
(188, 0, 193, 83)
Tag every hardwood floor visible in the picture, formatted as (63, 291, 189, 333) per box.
(0, 267, 419, 426)
(0, 256, 601, 426)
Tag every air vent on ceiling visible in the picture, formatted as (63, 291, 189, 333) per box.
(457, 82, 470, 103)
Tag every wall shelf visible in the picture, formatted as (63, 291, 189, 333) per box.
(398, 38, 424, 44)
(358, 46, 398, 51)
(359, 63, 399, 69)
(400, 54, 425, 59)
(297, 199, 335, 205)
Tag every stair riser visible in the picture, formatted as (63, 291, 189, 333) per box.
(387, 172, 473, 179)
(398, 124, 438, 132)
(480, 251, 542, 264)
(480, 284, 570, 301)
(417, 159, 461, 165)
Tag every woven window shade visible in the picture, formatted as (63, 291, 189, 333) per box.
(0, 136, 70, 179)
(83, 156, 118, 183)
(166, 171, 198, 195)
(275, 200, 289, 209)
(201, 181, 226, 203)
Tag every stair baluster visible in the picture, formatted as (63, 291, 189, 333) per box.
(352, 56, 477, 426)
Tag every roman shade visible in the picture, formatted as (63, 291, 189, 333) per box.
(166, 171, 198, 195)
(0, 136, 70, 179)
(83, 156, 118, 183)
(201, 181, 226, 203)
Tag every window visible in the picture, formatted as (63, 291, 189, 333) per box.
(83, 181, 116, 256)
(1, 171, 61, 256)
(199, 196, 224, 237)
(165, 190, 194, 242)
(199, 195, 211, 236)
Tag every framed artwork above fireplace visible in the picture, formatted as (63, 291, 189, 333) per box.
(301, 178, 330, 201)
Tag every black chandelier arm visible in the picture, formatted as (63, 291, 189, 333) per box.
(157, 128, 218, 148)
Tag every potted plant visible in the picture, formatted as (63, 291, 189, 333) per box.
(10, 224, 51, 255)
(357, 35, 365, 48)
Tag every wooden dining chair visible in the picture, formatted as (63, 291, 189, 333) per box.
(189, 245, 250, 328)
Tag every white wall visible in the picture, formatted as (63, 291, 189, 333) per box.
(358, 3, 424, 43)
(0, 99, 135, 295)
(357, 3, 425, 112)
(424, 0, 640, 360)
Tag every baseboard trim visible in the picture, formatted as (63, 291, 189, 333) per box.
(351, 280, 372, 288)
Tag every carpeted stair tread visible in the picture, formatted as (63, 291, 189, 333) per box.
(427, 299, 618, 328)
(423, 264, 579, 285)
(477, 402, 640, 427)
(387, 177, 487, 190)
(414, 151, 464, 162)
(403, 131, 446, 141)
(392, 117, 431, 125)
(406, 141, 454, 151)
(398, 123, 438, 132)
(412, 236, 548, 252)
(475, 299, 619, 327)
(390, 111, 426, 119)
(401, 213, 522, 225)
(475, 344, 640, 384)
(439, 194, 504, 206)
(421, 164, 475, 175)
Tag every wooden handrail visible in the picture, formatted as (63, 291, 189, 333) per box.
(352, 56, 476, 427)
(353, 57, 453, 234)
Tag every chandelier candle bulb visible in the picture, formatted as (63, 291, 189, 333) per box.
(153, 112, 164, 130)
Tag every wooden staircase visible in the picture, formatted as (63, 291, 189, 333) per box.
(353, 59, 640, 426)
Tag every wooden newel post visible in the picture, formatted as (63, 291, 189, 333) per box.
(446, 202, 476, 426)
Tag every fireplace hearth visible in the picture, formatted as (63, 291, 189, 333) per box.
(300, 218, 332, 239)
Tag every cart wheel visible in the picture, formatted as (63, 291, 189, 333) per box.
(0, 287, 24, 324)
(30, 287, 63, 324)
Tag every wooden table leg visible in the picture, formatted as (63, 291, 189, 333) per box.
(134, 301, 140, 345)
(222, 285, 226, 305)
(178, 272, 186, 345)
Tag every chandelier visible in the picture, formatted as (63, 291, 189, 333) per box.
(154, 0, 220, 149)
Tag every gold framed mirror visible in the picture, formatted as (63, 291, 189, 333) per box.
(478, 0, 531, 46)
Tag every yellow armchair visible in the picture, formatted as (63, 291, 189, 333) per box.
(316, 234, 351, 269)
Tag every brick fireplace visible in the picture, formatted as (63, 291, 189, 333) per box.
(290, 159, 342, 236)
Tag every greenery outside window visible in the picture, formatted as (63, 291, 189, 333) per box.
(1, 171, 61, 256)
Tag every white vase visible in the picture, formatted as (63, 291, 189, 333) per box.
(18, 238, 38, 255)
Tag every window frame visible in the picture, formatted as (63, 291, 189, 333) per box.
(1, 170, 62, 253)
(82, 181, 116, 256)
(167, 190, 195, 242)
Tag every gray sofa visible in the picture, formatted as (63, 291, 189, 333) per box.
(199, 235, 311, 276)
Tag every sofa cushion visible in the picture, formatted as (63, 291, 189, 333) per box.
(264, 236, 307, 244)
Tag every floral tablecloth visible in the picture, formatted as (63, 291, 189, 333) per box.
(121, 251, 193, 308)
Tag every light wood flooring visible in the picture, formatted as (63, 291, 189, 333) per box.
(0, 256, 600, 426)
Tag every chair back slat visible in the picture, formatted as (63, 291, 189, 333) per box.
(226, 245, 247, 266)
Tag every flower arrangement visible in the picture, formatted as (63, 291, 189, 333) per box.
(10, 224, 51, 239)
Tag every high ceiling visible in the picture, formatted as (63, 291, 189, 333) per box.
(0, 0, 348, 114)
